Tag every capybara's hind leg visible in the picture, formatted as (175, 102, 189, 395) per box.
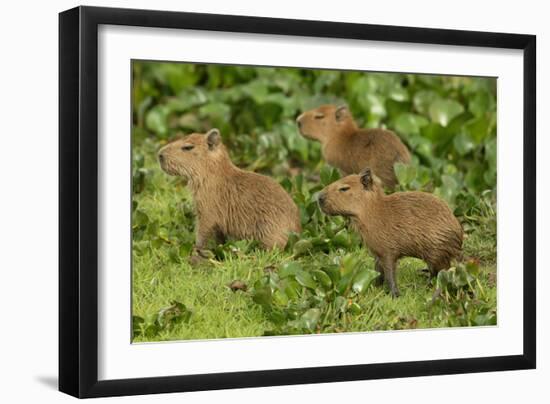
(261, 232, 287, 251)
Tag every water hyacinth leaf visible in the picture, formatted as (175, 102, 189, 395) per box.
(321, 264, 341, 284)
(386, 98, 410, 119)
(435, 174, 459, 206)
(334, 296, 347, 313)
(295, 270, 318, 290)
(145, 105, 169, 137)
(394, 162, 416, 187)
(468, 91, 493, 118)
(394, 113, 429, 136)
(331, 229, 351, 248)
(340, 254, 360, 276)
(300, 308, 321, 331)
(465, 260, 481, 277)
(272, 289, 290, 306)
(348, 302, 362, 315)
(279, 261, 302, 278)
(198, 102, 231, 124)
(293, 239, 314, 256)
(268, 309, 287, 325)
(252, 286, 272, 306)
(320, 165, 340, 186)
(283, 279, 301, 300)
(465, 117, 491, 144)
(336, 273, 355, 295)
(465, 165, 486, 191)
(453, 132, 476, 156)
(413, 90, 439, 115)
(474, 313, 497, 326)
(436, 270, 450, 290)
(352, 269, 379, 294)
(280, 177, 293, 193)
(429, 99, 464, 127)
(389, 85, 409, 102)
(312, 269, 333, 289)
(420, 122, 447, 143)
(133, 210, 149, 227)
(485, 138, 497, 167)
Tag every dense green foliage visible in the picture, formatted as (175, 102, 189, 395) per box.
(132, 61, 497, 341)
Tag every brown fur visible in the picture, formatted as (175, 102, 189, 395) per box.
(296, 104, 411, 188)
(158, 129, 301, 251)
(318, 168, 463, 297)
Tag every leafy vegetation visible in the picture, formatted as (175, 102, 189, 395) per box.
(132, 61, 497, 342)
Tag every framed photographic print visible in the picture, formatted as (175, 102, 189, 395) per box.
(59, 5, 536, 398)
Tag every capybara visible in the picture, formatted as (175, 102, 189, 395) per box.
(296, 104, 411, 188)
(158, 129, 301, 256)
(318, 168, 463, 297)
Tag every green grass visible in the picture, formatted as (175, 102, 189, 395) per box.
(132, 144, 496, 342)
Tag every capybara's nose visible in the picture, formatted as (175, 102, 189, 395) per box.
(296, 114, 303, 129)
(158, 152, 165, 163)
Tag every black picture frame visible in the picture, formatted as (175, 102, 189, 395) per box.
(59, 5, 536, 398)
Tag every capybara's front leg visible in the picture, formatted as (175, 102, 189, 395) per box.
(380, 256, 399, 298)
(189, 221, 218, 265)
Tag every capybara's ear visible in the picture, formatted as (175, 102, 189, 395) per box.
(206, 128, 221, 149)
(359, 167, 373, 189)
(335, 105, 348, 122)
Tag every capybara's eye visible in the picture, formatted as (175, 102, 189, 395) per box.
(181, 144, 195, 151)
(338, 186, 350, 193)
(314, 113, 325, 120)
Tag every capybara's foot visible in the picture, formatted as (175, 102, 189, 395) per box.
(188, 254, 206, 267)
(375, 274, 384, 287)
(188, 248, 213, 267)
(390, 287, 401, 299)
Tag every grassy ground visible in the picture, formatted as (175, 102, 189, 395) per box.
(132, 137, 497, 342)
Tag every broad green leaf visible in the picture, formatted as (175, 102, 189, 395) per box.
(348, 302, 362, 315)
(283, 279, 300, 300)
(468, 91, 493, 118)
(312, 270, 333, 289)
(272, 289, 289, 306)
(334, 296, 347, 313)
(331, 229, 351, 248)
(413, 90, 439, 115)
(465, 117, 491, 144)
(352, 269, 379, 294)
(429, 99, 464, 127)
(453, 132, 475, 156)
(300, 308, 321, 331)
(145, 105, 169, 136)
(279, 261, 302, 278)
(293, 239, 313, 256)
(394, 113, 429, 136)
(389, 86, 409, 102)
(336, 273, 355, 295)
(394, 162, 416, 186)
(435, 175, 459, 206)
(252, 286, 272, 306)
(295, 270, 318, 290)
(133, 210, 149, 227)
(321, 265, 341, 284)
(340, 254, 360, 276)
